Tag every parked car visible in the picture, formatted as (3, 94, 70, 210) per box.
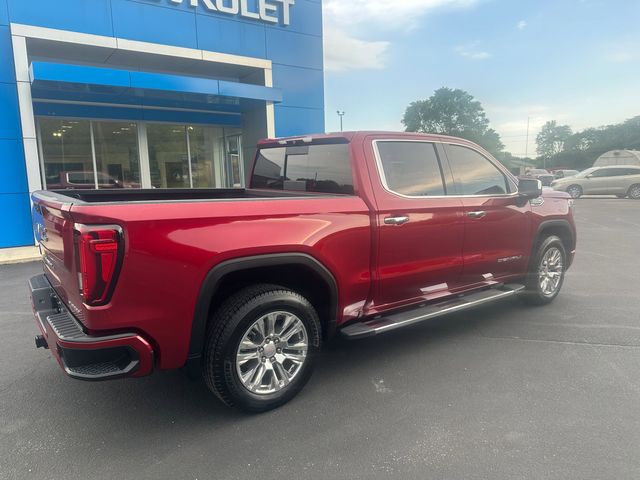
(551, 165, 640, 198)
(538, 174, 556, 186)
(29, 132, 577, 412)
(524, 168, 553, 185)
(46, 171, 126, 190)
(553, 169, 579, 179)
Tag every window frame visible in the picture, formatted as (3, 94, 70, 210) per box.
(372, 139, 449, 199)
(442, 142, 519, 197)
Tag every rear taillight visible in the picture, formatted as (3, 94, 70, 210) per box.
(75, 225, 123, 306)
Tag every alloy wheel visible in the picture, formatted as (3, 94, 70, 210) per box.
(235, 311, 308, 395)
(538, 247, 564, 297)
(567, 186, 582, 199)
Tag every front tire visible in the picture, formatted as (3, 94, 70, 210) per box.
(567, 185, 583, 199)
(521, 236, 567, 305)
(203, 284, 321, 412)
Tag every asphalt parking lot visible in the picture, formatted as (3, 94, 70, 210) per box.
(1, 198, 639, 480)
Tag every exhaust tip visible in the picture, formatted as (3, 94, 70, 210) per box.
(35, 335, 48, 349)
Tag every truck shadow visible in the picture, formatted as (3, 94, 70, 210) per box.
(32, 298, 523, 429)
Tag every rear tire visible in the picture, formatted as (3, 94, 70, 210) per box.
(521, 236, 567, 305)
(628, 184, 640, 199)
(202, 284, 321, 413)
(567, 185, 583, 199)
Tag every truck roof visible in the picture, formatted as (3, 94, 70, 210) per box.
(258, 131, 478, 148)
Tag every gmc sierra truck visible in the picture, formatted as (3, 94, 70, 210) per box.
(29, 132, 576, 412)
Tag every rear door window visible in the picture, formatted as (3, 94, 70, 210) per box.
(251, 143, 354, 195)
(591, 169, 615, 177)
(445, 145, 513, 195)
(375, 141, 446, 196)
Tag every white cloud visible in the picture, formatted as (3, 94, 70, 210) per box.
(603, 39, 640, 63)
(517, 20, 527, 30)
(324, 28, 390, 72)
(323, 0, 479, 72)
(324, 0, 479, 31)
(455, 43, 492, 60)
(606, 51, 635, 63)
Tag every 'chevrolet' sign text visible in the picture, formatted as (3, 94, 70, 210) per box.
(165, 0, 295, 26)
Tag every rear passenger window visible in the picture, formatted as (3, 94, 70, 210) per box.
(251, 144, 354, 195)
(446, 145, 511, 195)
(376, 141, 445, 196)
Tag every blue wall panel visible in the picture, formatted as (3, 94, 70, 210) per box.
(0, 25, 15, 83)
(0, 83, 21, 139)
(266, 29, 323, 70)
(7, 0, 113, 37)
(274, 105, 324, 137)
(272, 64, 323, 109)
(196, 14, 266, 59)
(0, 139, 26, 194)
(0, 193, 33, 248)
(265, 0, 322, 37)
(0, 0, 8, 26)
(111, 0, 197, 48)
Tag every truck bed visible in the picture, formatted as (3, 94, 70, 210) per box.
(45, 188, 323, 204)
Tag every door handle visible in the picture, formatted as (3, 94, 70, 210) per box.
(467, 211, 487, 219)
(384, 216, 410, 226)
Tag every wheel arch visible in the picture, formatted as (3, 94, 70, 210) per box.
(532, 219, 575, 266)
(186, 253, 339, 372)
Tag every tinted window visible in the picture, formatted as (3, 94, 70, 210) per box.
(376, 141, 445, 196)
(590, 169, 614, 177)
(251, 144, 354, 195)
(447, 145, 510, 195)
(621, 168, 640, 176)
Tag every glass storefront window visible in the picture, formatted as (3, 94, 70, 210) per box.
(188, 125, 222, 189)
(93, 122, 140, 188)
(38, 118, 243, 190)
(39, 119, 94, 189)
(148, 124, 190, 189)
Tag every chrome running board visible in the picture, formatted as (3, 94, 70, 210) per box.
(340, 284, 525, 340)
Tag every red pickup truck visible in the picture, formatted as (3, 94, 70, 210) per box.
(29, 132, 576, 412)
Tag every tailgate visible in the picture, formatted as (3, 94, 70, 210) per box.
(32, 191, 80, 309)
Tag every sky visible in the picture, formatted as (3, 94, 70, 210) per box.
(322, 0, 640, 156)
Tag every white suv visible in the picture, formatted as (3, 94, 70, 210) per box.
(551, 166, 640, 199)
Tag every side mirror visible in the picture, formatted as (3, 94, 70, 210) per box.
(518, 177, 543, 199)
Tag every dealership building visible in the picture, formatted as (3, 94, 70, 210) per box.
(0, 0, 325, 252)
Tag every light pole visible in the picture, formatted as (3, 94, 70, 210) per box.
(337, 110, 345, 132)
(524, 116, 530, 173)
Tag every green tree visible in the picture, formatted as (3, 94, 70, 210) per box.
(536, 121, 572, 160)
(402, 87, 504, 156)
